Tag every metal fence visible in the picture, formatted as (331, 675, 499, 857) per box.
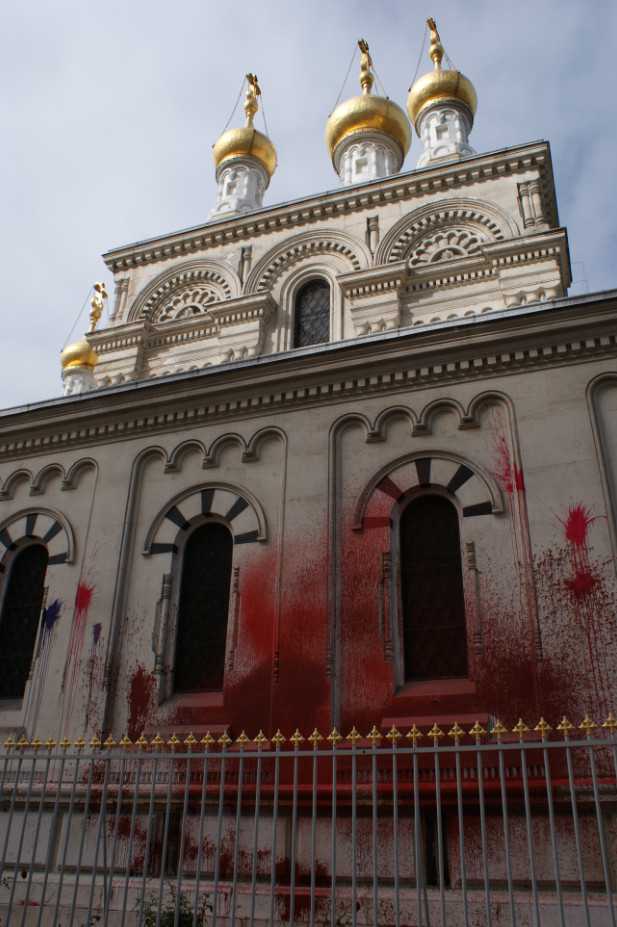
(1, 716, 616, 927)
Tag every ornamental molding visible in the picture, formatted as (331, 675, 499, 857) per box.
(127, 259, 242, 323)
(376, 197, 519, 265)
(103, 143, 556, 273)
(245, 229, 371, 294)
(90, 294, 276, 358)
(0, 297, 615, 462)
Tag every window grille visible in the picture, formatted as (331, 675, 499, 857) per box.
(293, 279, 330, 348)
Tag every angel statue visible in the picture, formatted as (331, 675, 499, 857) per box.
(358, 38, 374, 94)
(88, 281, 108, 333)
(244, 72, 261, 126)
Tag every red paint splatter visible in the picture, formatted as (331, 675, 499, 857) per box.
(275, 858, 329, 922)
(127, 664, 157, 740)
(75, 581, 95, 615)
(565, 569, 599, 599)
(562, 503, 594, 548)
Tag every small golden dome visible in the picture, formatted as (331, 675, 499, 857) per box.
(213, 73, 277, 179)
(60, 337, 98, 371)
(407, 18, 477, 131)
(326, 39, 411, 164)
(326, 95, 411, 163)
(213, 126, 277, 178)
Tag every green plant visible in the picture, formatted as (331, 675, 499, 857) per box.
(139, 883, 212, 927)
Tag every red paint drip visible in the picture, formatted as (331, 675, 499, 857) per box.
(493, 433, 525, 494)
(127, 664, 157, 741)
(565, 568, 600, 600)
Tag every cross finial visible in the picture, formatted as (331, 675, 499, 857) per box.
(358, 39, 374, 95)
(426, 18, 444, 70)
(244, 73, 261, 127)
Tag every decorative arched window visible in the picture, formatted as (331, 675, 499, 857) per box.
(174, 522, 233, 693)
(293, 279, 330, 348)
(400, 495, 467, 681)
(0, 543, 49, 699)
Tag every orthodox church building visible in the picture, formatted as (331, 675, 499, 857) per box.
(0, 21, 616, 749)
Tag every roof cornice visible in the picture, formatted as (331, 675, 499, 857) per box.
(103, 140, 556, 273)
(0, 289, 615, 463)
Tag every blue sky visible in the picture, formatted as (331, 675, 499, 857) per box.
(2, 0, 616, 407)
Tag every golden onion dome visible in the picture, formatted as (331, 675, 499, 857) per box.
(60, 337, 98, 371)
(213, 73, 277, 179)
(326, 40, 411, 164)
(407, 18, 477, 131)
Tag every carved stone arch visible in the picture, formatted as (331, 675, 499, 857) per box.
(586, 372, 617, 569)
(204, 433, 248, 469)
(245, 230, 371, 295)
(376, 198, 520, 266)
(329, 411, 373, 445)
(371, 405, 417, 442)
(165, 439, 208, 473)
(0, 507, 76, 569)
(63, 457, 98, 491)
(415, 397, 468, 434)
(354, 451, 503, 530)
(144, 482, 267, 566)
(244, 426, 287, 462)
(30, 463, 66, 496)
(0, 469, 33, 501)
(128, 259, 242, 323)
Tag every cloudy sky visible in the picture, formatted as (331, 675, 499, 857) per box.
(2, 0, 616, 408)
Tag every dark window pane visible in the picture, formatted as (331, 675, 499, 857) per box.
(0, 544, 48, 699)
(174, 522, 233, 693)
(293, 280, 330, 348)
(401, 495, 468, 681)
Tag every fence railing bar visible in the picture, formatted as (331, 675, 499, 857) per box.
(454, 742, 469, 927)
(69, 747, 99, 927)
(391, 741, 401, 927)
(138, 753, 160, 927)
(330, 743, 338, 927)
(229, 748, 245, 927)
(0, 747, 25, 883)
(18, 750, 53, 927)
(155, 749, 176, 927)
(50, 750, 84, 927)
(288, 741, 300, 927)
(541, 743, 566, 927)
(371, 743, 379, 927)
(519, 744, 541, 927)
(5, 750, 39, 927)
(434, 745, 446, 927)
(497, 742, 517, 927)
(310, 747, 319, 927)
(564, 740, 592, 927)
(173, 749, 193, 927)
(35, 747, 69, 927)
(586, 739, 616, 927)
(249, 745, 263, 927)
(212, 748, 228, 927)
(268, 741, 281, 927)
(103, 751, 129, 921)
(192, 750, 211, 927)
(120, 752, 144, 927)
(475, 739, 492, 927)
(412, 748, 423, 927)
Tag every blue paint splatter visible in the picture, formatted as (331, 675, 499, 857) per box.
(43, 599, 62, 631)
(92, 622, 102, 645)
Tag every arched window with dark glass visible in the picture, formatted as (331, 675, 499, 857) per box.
(0, 543, 49, 699)
(174, 522, 233, 693)
(400, 495, 467, 681)
(293, 279, 330, 348)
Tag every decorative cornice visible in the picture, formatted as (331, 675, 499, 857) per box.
(102, 142, 556, 273)
(0, 291, 615, 462)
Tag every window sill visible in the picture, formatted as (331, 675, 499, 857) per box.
(382, 677, 489, 729)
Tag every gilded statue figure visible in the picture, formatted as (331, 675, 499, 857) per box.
(89, 282, 108, 333)
(358, 38, 374, 94)
(244, 72, 261, 126)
